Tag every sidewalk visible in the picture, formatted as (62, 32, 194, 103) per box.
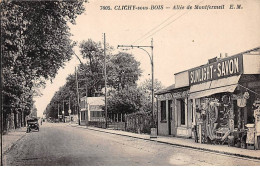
(2, 127, 27, 155)
(69, 123, 260, 160)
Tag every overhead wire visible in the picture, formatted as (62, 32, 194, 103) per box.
(137, 0, 207, 44)
(133, 0, 217, 45)
(132, 0, 198, 45)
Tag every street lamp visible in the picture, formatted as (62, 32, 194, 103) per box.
(117, 38, 155, 125)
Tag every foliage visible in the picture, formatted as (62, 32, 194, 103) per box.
(107, 86, 143, 114)
(79, 39, 111, 95)
(44, 79, 78, 119)
(45, 40, 157, 120)
(138, 79, 164, 113)
(107, 52, 142, 90)
(1, 1, 86, 121)
(125, 110, 152, 134)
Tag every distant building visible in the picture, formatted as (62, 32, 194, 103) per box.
(30, 105, 38, 118)
(79, 96, 105, 126)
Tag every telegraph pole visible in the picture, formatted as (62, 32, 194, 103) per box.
(104, 33, 108, 128)
(85, 81, 88, 126)
(63, 100, 65, 123)
(75, 67, 81, 125)
(57, 103, 59, 122)
(151, 38, 154, 126)
(118, 38, 154, 123)
(69, 97, 71, 124)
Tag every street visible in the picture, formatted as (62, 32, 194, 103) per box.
(3, 123, 260, 166)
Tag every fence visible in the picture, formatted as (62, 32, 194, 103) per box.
(125, 112, 153, 134)
(86, 112, 153, 134)
(88, 121, 106, 128)
(107, 122, 126, 131)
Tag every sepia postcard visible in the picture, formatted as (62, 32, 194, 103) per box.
(1, 0, 260, 166)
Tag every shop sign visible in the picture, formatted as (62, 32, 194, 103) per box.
(246, 127, 255, 144)
(237, 98, 247, 107)
(157, 91, 189, 100)
(254, 109, 260, 136)
(157, 93, 173, 100)
(189, 54, 243, 85)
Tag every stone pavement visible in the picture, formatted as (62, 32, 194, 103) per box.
(1, 127, 27, 165)
(2, 127, 27, 155)
(2, 123, 260, 164)
(69, 123, 260, 160)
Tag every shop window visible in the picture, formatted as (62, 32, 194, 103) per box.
(161, 101, 166, 122)
(168, 100, 173, 120)
(191, 100, 193, 123)
(180, 99, 186, 125)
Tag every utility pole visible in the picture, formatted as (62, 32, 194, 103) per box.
(104, 33, 108, 128)
(151, 38, 154, 127)
(85, 81, 88, 126)
(118, 38, 154, 124)
(68, 97, 71, 124)
(75, 67, 81, 125)
(63, 100, 65, 123)
(57, 103, 59, 122)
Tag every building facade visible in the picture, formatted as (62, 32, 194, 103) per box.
(156, 47, 260, 149)
(79, 96, 105, 126)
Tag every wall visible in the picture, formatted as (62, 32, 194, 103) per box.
(157, 99, 169, 136)
(157, 90, 192, 137)
(175, 97, 193, 138)
(243, 54, 260, 74)
(175, 71, 189, 88)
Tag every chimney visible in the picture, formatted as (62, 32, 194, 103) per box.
(225, 53, 228, 57)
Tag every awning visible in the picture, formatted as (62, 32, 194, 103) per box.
(189, 75, 240, 99)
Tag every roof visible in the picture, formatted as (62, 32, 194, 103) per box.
(87, 97, 104, 106)
(155, 84, 175, 95)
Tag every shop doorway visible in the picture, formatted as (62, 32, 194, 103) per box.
(168, 100, 173, 135)
(180, 99, 186, 125)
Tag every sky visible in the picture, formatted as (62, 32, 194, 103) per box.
(34, 0, 260, 117)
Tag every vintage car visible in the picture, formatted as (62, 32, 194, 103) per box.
(27, 118, 40, 132)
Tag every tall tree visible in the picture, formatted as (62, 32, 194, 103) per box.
(107, 86, 143, 115)
(107, 52, 142, 90)
(79, 39, 113, 96)
(138, 79, 164, 113)
(1, 0, 86, 129)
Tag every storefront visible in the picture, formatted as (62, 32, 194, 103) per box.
(189, 49, 260, 149)
(156, 71, 193, 138)
(156, 46, 260, 149)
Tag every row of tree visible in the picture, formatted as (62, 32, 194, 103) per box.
(1, 0, 86, 131)
(44, 39, 164, 120)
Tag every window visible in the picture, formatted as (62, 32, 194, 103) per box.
(168, 100, 173, 120)
(161, 101, 166, 121)
(180, 99, 186, 125)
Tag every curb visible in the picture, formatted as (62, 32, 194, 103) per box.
(70, 125, 260, 161)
